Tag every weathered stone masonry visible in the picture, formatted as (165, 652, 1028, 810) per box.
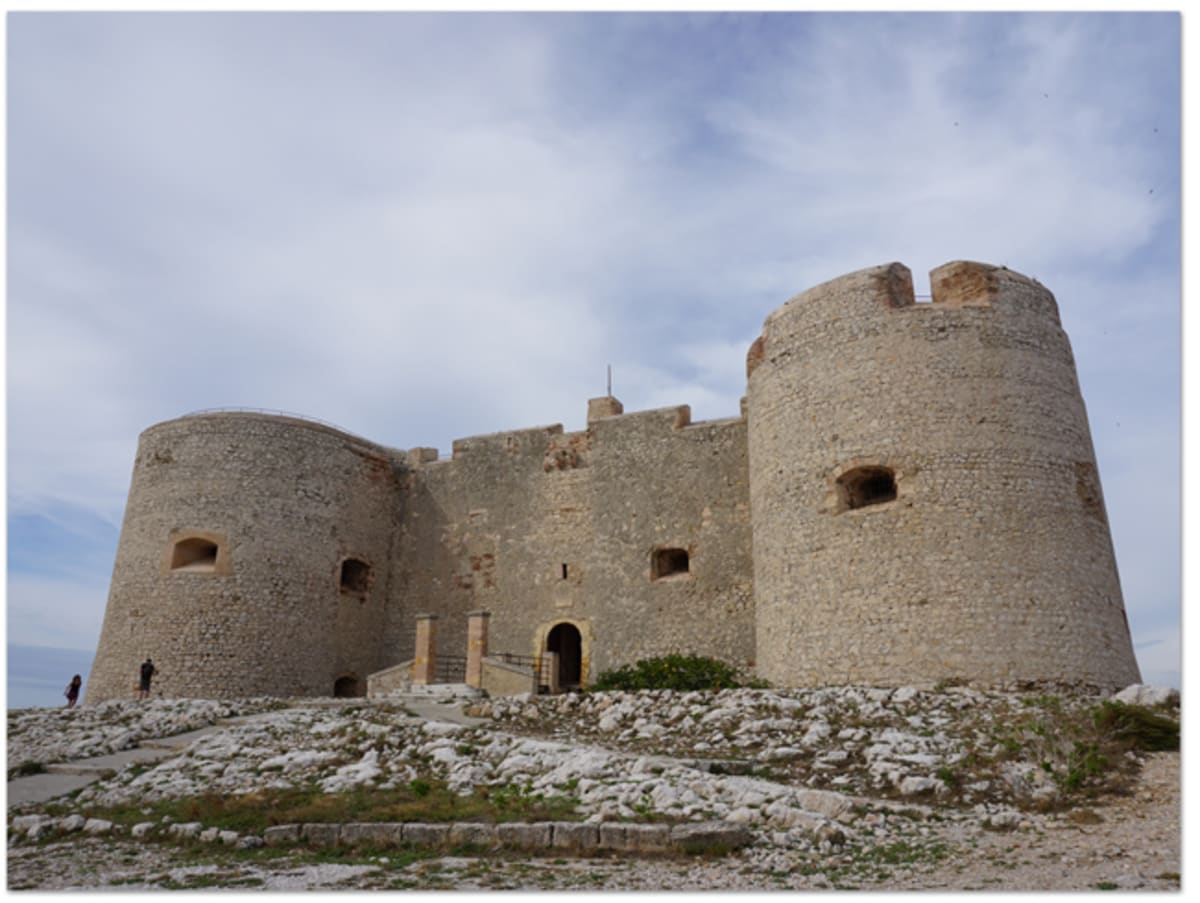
(87, 261, 1141, 702)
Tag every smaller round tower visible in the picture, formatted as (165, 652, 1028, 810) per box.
(746, 261, 1140, 691)
(87, 412, 401, 702)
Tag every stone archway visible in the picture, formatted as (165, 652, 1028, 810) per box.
(546, 622, 583, 689)
(533, 618, 592, 692)
(333, 674, 361, 697)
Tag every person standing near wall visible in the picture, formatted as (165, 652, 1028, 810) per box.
(138, 658, 155, 700)
(64, 674, 82, 708)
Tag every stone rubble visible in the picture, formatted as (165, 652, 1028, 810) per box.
(6, 683, 1180, 891)
(6, 697, 284, 768)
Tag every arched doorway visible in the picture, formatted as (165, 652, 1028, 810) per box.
(333, 675, 361, 697)
(546, 622, 583, 689)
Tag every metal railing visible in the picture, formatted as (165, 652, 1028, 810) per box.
(179, 407, 372, 443)
(489, 652, 539, 669)
(432, 655, 467, 684)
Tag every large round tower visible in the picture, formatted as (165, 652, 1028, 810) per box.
(746, 261, 1140, 691)
(87, 412, 401, 701)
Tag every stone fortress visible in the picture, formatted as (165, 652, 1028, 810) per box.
(87, 261, 1142, 703)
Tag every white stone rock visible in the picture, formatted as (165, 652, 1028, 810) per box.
(597, 712, 622, 732)
(763, 801, 825, 832)
(12, 815, 51, 835)
(791, 788, 853, 820)
(83, 818, 114, 835)
(896, 753, 941, 767)
(765, 745, 803, 762)
(1113, 684, 1179, 708)
(260, 749, 336, 771)
(817, 750, 849, 765)
(801, 722, 831, 745)
(986, 810, 1022, 830)
(897, 776, 940, 796)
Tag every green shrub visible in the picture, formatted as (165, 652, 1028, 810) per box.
(1092, 701, 1179, 752)
(590, 655, 764, 692)
(9, 760, 45, 779)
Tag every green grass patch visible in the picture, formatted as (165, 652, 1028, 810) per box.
(78, 776, 579, 836)
(1092, 701, 1179, 752)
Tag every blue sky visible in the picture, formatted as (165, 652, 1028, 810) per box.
(6, 12, 1181, 687)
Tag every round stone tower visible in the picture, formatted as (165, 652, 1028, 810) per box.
(87, 412, 400, 701)
(746, 261, 1140, 691)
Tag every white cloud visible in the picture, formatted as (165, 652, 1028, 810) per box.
(6, 574, 109, 651)
(7, 13, 1179, 682)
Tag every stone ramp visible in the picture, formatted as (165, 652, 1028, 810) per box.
(44, 746, 173, 777)
(6, 772, 98, 808)
(7, 723, 227, 808)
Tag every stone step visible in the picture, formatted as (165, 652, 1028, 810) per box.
(389, 683, 484, 702)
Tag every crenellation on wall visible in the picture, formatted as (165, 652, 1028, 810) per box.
(587, 395, 624, 422)
(747, 262, 1138, 691)
(451, 424, 565, 460)
(88, 260, 1140, 702)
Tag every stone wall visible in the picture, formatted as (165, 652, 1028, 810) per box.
(87, 413, 400, 701)
(746, 261, 1140, 690)
(387, 404, 755, 686)
(479, 658, 537, 697)
(87, 259, 1140, 700)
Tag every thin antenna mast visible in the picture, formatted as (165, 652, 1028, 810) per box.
(607, 364, 612, 398)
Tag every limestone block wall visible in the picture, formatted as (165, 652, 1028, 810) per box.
(583, 407, 755, 675)
(480, 658, 538, 697)
(746, 261, 1140, 691)
(384, 404, 755, 686)
(87, 413, 400, 701)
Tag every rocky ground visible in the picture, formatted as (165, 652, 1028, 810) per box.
(6, 684, 1182, 891)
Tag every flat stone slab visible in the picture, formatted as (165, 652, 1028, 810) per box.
(550, 822, 600, 851)
(495, 822, 553, 849)
(45, 747, 172, 775)
(341, 822, 405, 848)
(263, 824, 302, 847)
(402, 823, 451, 846)
(139, 726, 221, 750)
(669, 822, 753, 851)
(447, 822, 497, 848)
(301, 823, 341, 846)
(7, 772, 99, 808)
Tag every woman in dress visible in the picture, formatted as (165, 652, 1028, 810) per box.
(64, 674, 82, 708)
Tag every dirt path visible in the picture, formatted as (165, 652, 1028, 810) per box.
(884, 752, 1181, 891)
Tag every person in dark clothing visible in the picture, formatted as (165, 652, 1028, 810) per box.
(64, 674, 82, 708)
(138, 658, 156, 700)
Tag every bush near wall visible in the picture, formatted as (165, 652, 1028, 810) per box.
(590, 655, 766, 692)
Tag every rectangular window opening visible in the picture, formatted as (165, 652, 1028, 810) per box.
(652, 547, 690, 580)
(171, 538, 219, 572)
